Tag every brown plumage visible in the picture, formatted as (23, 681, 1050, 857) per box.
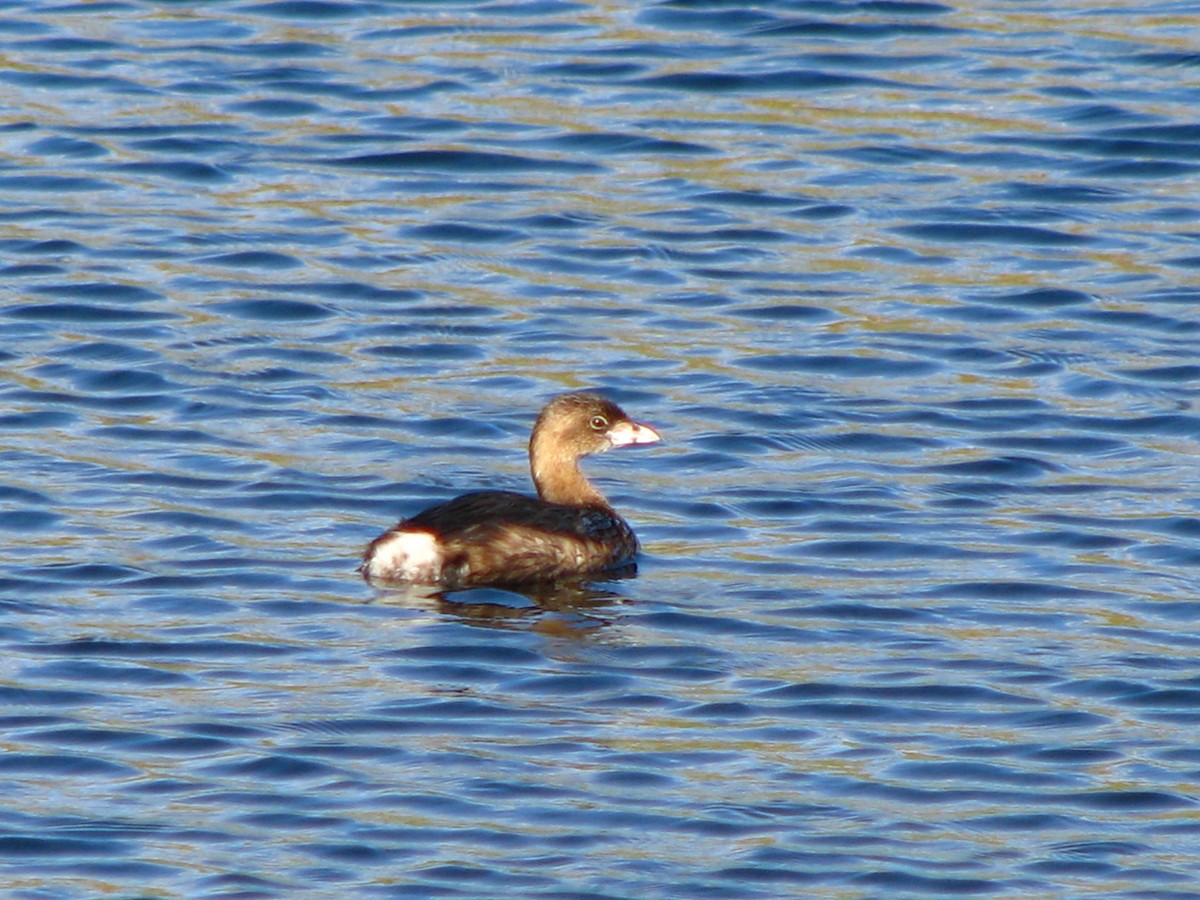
(361, 392, 660, 589)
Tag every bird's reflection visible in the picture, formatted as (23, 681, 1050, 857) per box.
(366, 564, 638, 632)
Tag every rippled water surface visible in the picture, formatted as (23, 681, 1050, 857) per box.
(3, 0, 1200, 896)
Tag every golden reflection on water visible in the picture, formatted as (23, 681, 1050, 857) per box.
(3, 0, 1200, 896)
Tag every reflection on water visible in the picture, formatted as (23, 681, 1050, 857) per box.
(369, 572, 635, 632)
(3, 0, 1200, 896)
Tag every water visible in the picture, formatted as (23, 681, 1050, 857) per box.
(2, 0, 1200, 896)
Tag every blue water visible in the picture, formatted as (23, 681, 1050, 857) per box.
(3, 0, 1200, 896)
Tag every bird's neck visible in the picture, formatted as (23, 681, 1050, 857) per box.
(530, 437, 607, 507)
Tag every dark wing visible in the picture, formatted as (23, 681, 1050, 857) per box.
(403, 491, 638, 587)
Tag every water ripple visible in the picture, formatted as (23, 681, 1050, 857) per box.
(2, 0, 1200, 896)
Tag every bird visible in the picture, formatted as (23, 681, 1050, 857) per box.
(361, 392, 660, 589)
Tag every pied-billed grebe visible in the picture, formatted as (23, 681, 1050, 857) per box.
(361, 392, 660, 588)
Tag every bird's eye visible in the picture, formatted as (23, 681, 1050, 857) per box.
(589, 415, 609, 431)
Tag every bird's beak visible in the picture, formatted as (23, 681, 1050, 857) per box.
(608, 420, 661, 448)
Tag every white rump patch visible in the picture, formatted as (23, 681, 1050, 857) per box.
(364, 530, 443, 583)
